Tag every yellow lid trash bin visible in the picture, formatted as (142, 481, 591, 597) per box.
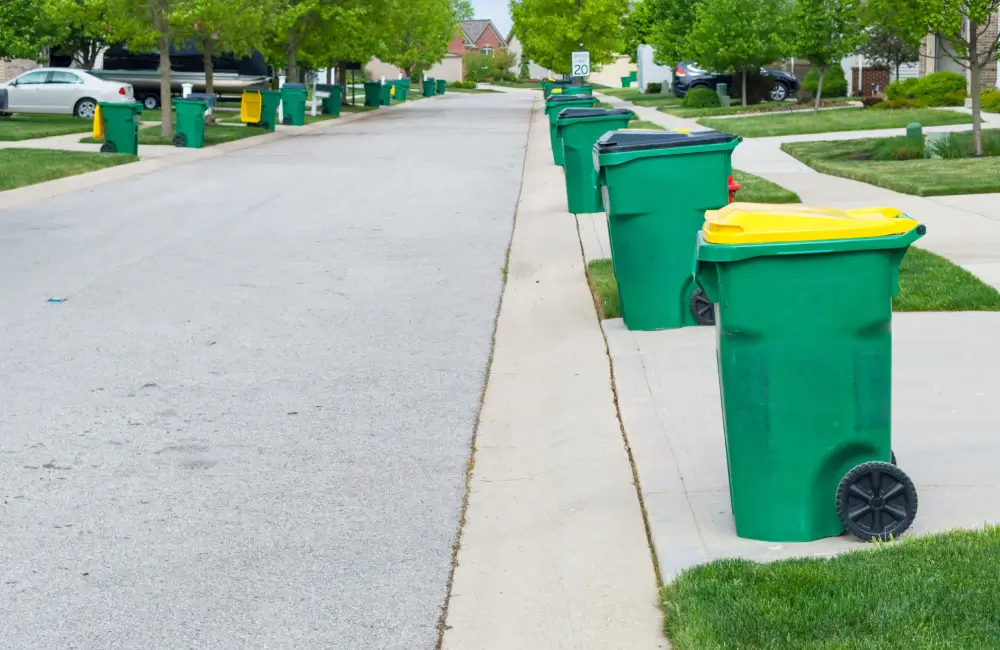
(92, 104, 104, 140)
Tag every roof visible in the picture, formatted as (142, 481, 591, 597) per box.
(460, 19, 508, 48)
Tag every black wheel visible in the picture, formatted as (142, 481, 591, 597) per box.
(99, 142, 117, 154)
(142, 94, 160, 110)
(890, 450, 897, 466)
(172, 133, 187, 147)
(690, 288, 715, 326)
(836, 461, 917, 542)
(283, 116, 292, 125)
(259, 121, 269, 130)
(769, 82, 789, 102)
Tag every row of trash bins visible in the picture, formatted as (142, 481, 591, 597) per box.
(92, 77, 448, 155)
(541, 83, 925, 544)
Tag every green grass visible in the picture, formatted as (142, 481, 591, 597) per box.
(587, 246, 1000, 320)
(731, 170, 801, 203)
(782, 137, 1000, 196)
(594, 100, 614, 110)
(491, 80, 543, 89)
(662, 526, 1000, 650)
(0, 148, 137, 191)
(628, 119, 665, 130)
(661, 98, 851, 119)
(601, 87, 683, 107)
(699, 108, 971, 137)
(0, 114, 94, 141)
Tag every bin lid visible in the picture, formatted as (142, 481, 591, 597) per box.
(282, 82, 307, 89)
(595, 129, 738, 154)
(546, 94, 594, 103)
(557, 108, 633, 120)
(702, 203, 922, 245)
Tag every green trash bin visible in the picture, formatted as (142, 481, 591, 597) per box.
(629, 70, 637, 82)
(364, 82, 382, 107)
(556, 108, 634, 214)
(694, 204, 925, 543)
(247, 89, 281, 131)
(544, 79, 572, 99)
(96, 102, 143, 155)
(436, 79, 446, 95)
(377, 83, 391, 106)
(541, 79, 552, 97)
(320, 84, 343, 116)
(562, 84, 594, 96)
(423, 78, 436, 97)
(171, 97, 209, 148)
(544, 94, 598, 166)
(280, 84, 308, 126)
(620, 76, 631, 88)
(594, 129, 740, 331)
(393, 80, 407, 103)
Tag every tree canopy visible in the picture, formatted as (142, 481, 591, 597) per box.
(509, 0, 627, 75)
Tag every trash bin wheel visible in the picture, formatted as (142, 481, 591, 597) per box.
(836, 461, 917, 542)
(99, 142, 117, 154)
(890, 450, 897, 466)
(283, 116, 292, 125)
(172, 133, 187, 148)
(690, 288, 715, 326)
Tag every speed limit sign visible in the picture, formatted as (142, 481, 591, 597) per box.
(571, 51, 591, 77)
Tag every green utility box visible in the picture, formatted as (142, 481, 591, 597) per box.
(436, 79, 446, 95)
(544, 94, 598, 166)
(280, 84, 308, 126)
(561, 84, 594, 96)
(171, 97, 209, 148)
(594, 129, 740, 330)
(556, 108, 634, 214)
(320, 84, 343, 116)
(97, 102, 143, 155)
(695, 204, 925, 543)
(423, 78, 436, 97)
(364, 82, 382, 107)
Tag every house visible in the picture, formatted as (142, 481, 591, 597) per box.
(920, 14, 1000, 90)
(506, 30, 557, 80)
(0, 59, 41, 83)
(426, 19, 508, 83)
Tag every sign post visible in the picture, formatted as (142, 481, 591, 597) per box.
(571, 51, 591, 78)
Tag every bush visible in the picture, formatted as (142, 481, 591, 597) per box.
(871, 98, 924, 110)
(983, 90, 1000, 113)
(646, 82, 662, 93)
(451, 80, 477, 89)
(861, 96, 883, 108)
(927, 132, 967, 159)
(872, 137, 925, 161)
(682, 87, 721, 108)
(885, 77, 920, 100)
(802, 65, 848, 98)
(885, 71, 967, 106)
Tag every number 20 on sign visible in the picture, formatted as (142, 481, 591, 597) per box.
(572, 51, 590, 77)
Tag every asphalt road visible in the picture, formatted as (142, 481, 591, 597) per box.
(0, 91, 532, 648)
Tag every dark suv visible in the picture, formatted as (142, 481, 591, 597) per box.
(671, 62, 799, 101)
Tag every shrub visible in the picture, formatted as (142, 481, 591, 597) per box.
(927, 132, 967, 159)
(871, 98, 924, 110)
(802, 65, 847, 98)
(682, 87, 721, 108)
(646, 82, 662, 93)
(885, 77, 919, 101)
(885, 71, 967, 106)
(861, 96, 883, 108)
(983, 131, 1000, 156)
(982, 90, 1000, 113)
(872, 137, 925, 161)
(451, 80, 477, 89)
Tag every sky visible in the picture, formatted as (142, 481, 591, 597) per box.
(471, 0, 513, 36)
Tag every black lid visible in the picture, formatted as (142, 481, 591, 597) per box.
(595, 129, 739, 153)
(557, 108, 633, 120)
(282, 82, 307, 89)
(546, 94, 594, 103)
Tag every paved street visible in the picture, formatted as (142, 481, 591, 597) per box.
(0, 92, 531, 648)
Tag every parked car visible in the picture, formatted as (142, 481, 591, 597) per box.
(0, 68, 134, 119)
(672, 62, 799, 101)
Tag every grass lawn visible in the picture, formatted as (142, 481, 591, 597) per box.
(699, 108, 971, 138)
(782, 137, 1000, 196)
(661, 98, 851, 119)
(662, 527, 1000, 650)
(491, 80, 543, 89)
(0, 114, 94, 141)
(732, 170, 801, 203)
(629, 119, 665, 130)
(587, 246, 1000, 320)
(601, 87, 683, 108)
(0, 148, 137, 192)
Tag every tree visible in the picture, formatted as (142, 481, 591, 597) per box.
(859, 0, 922, 80)
(644, 0, 699, 68)
(452, 0, 474, 20)
(267, 0, 325, 83)
(622, 0, 656, 63)
(0, 0, 53, 61)
(687, 0, 789, 106)
(43, 0, 113, 69)
(790, 0, 867, 111)
(509, 0, 628, 75)
(382, 0, 456, 80)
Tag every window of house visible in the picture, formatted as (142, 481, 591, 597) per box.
(481, 47, 494, 56)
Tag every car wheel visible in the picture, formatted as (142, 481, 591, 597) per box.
(769, 82, 789, 102)
(142, 94, 160, 110)
(75, 98, 98, 120)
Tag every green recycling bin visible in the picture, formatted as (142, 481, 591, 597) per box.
(436, 79, 446, 95)
(364, 82, 382, 107)
(378, 83, 392, 106)
(96, 102, 143, 155)
(423, 78, 436, 97)
(248, 90, 281, 131)
(171, 97, 209, 148)
(321, 84, 343, 116)
(620, 76, 631, 88)
(280, 85, 308, 126)
(556, 108, 634, 214)
(629, 70, 637, 82)
(694, 204, 925, 543)
(544, 94, 598, 166)
(562, 84, 594, 96)
(393, 80, 407, 103)
(543, 79, 572, 99)
(594, 129, 740, 330)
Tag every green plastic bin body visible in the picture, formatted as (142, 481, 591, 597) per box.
(171, 98, 208, 148)
(253, 90, 281, 131)
(541, 80, 552, 97)
(364, 82, 382, 107)
(556, 109, 634, 214)
(595, 130, 739, 330)
(423, 79, 436, 97)
(393, 80, 407, 103)
(280, 86, 307, 126)
(379, 83, 392, 106)
(436, 79, 446, 95)
(322, 86, 343, 116)
(97, 102, 143, 155)
(562, 84, 594, 96)
(694, 228, 923, 542)
(544, 95, 597, 166)
(620, 76, 631, 88)
(629, 70, 638, 82)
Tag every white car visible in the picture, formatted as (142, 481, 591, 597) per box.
(0, 68, 135, 119)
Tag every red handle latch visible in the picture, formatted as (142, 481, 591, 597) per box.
(727, 175, 741, 203)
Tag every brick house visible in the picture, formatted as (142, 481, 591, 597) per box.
(427, 19, 509, 82)
(919, 13, 1000, 91)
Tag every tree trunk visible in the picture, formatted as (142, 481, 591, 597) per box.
(741, 69, 747, 107)
(338, 61, 348, 105)
(970, 22, 983, 156)
(286, 30, 298, 83)
(159, 31, 172, 138)
(814, 67, 825, 113)
(895, 61, 901, 82)
(326, 61, 332, 85)
(203, 39, 214, 95)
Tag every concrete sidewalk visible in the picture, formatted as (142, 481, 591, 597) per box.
(441, 98, 666, 649)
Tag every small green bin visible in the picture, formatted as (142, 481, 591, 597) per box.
(423, 78, 436, 97)
(594, 129, 740, 330)
(379, 83, 392, 106)
(544, 94, 597, 166)
(436, 79, 446, 95)
(393, 80, 407, 103)
(280, 85, 308, 126)
(543, 79, 572, 99)
(556, 108, 634, 214)
(171, 97, 209, 148)
(620, 76, 631, 88)
(97, 102, 143, 155)
(561, 84, 594, 96)
(251, 90, 281, 131)
(320, 85, 343, 116)
(364, 82, 382, 107)
(694, 204, 925, 543)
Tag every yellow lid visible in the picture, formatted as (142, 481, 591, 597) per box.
(702, 203, 920, 245)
